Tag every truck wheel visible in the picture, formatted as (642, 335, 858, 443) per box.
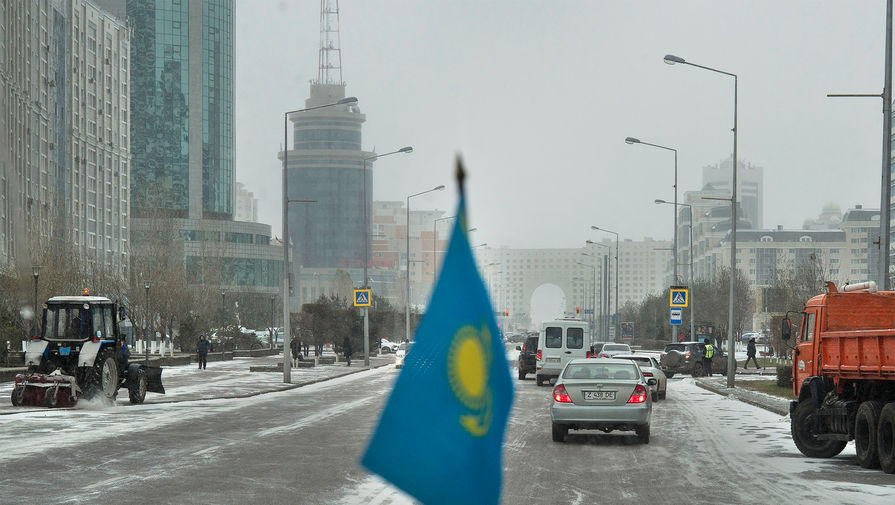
(128, 368, 147, 404)
(551, 422, 567, 442)
(877, 403, 895, 473)
(536, 375, 544, 386)
(791, 400, 846, 458)
(855, 401, 883, 468)
(664, 372, 675, 379)
(518, 369, 526, 380)
(84, 349, 120, 402)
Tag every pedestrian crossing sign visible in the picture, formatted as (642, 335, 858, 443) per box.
(669, 287, 688, 308)
(354, 289, 372, 307)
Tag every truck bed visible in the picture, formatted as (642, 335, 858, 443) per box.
(819, 292, 895, 379)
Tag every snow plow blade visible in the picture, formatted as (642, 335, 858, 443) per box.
(144, 366, 165, 394)
(11, 372, 80, 408)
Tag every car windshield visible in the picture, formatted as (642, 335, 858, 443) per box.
(622, 356, 652, 366)
(664, 344, 686, 352)
(563, 363, 639, 380)
(604, 344, 630, 352)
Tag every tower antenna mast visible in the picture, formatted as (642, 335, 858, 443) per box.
(316, 0, 344, 85)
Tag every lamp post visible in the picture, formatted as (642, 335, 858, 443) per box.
(626, 136, 679, 341)
(281, 96, 356, 383)
(361, 148, 413, 368)
(406, 185, 445, 342)
(269, 295, 276, 348)
(656, 199, 696, 340)
(31, 266, 40, 337)
(472, 242, 487, 249)
(576, 261, 597, 339)
(591, 226, 619, 341)
(586, 240, 611, 340)
(144, 281, 150, 365)
(220, 290, 226, 359)
(665, 53, 737, 388)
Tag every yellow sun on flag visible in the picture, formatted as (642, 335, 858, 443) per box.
(448, 325, 493, 436)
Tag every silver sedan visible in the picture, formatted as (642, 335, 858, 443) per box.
(550, 358, 655, 444)
(614, 354, 667, 402)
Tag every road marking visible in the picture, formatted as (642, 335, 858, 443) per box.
(82, 475, 128, 490)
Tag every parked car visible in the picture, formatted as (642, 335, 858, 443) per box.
(590, 342, 632, 358)
(658, 341, 728, 378)
(550, 358, 655, 444)
(614, 354, 667, 401)
(536, 319, 590, 386)
(394, 342, 412, 368)
(515, 336, 539, 380)
(379, 339, 400, 354)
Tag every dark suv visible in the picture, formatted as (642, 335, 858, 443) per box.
(659, 341, 728, 378)
(516, 336, 539, 380)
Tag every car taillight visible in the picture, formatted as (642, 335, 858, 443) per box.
(600, 353, 609, 358)
(522, 345, 527, 352)
(627, 384, 648, 404)
(642, 371, 653, 377)
(585, 351, 591, 359)
(553, 384, 572, 403)
(537, 349, 542, 360)
(684, 352, 691, 359)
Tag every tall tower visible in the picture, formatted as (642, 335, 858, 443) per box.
(282, 0, 370, 272)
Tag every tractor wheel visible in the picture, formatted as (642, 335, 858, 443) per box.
(128, 368, 148, 404)
(791, 400, 847, 458)
(10, 385, 24, 406)
(84, 349, 120, 402)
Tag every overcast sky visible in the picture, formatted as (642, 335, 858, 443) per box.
(233, 1, 888, 250)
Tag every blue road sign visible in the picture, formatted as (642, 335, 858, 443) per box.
(670, 308, 682, 326)
(354, 289, 372, 307)
(670, 287, 688, 308)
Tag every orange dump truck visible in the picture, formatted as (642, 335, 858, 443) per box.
(783, 281, 895, 473)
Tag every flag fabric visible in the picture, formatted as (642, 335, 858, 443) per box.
(361, 192, 514, 505)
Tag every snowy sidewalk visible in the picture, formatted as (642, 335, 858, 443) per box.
(695, 375, 792, 416)
(0, 352, 396, 414)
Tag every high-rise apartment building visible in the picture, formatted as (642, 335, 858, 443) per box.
(703, 156, 764, 230)
(1, 0, 130, 273)
(234, 182, 257, 223)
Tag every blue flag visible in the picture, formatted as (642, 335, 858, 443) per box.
(361, 193, 514, 505)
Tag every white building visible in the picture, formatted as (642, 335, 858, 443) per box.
(234, 182, 258, 223)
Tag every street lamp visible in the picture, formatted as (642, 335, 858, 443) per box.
(220, 289, 226, 358)
(576, 261, 597, 339)
(406, 185, 445, 342)
(433, 215, 454, 285)
(626, 136, 679, 341)
(144, 280, 151, 365)
(361, 146, 413, 368)
(269, 295, 276, 348)
(472, 243, 487, 249)
(281, 96, 356, 383)
(591, 226, 619, 341)
(31, 266, 40, 337)
(656, 199, 697, 341)
(665, 53, 738, 388)
(586, 240, 611, 340)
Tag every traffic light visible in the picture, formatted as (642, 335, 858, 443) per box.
(504, 310, 509, 317)
(576, 306, 580, 314)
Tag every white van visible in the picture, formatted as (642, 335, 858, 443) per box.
(535, 319, 590, 386)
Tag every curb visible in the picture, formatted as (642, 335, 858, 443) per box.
(0, 362, 394, 414)
(695, 379, 790, 416)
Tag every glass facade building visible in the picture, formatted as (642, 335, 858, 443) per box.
(285, 83, 369, 270)
(126, 0, 232, 220)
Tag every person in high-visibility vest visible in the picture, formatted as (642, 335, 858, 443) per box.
(702, 339, 715, 377)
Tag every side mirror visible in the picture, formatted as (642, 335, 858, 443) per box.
(781, 318, 792, 341)
(647, 378, 658, 386)
(515, 346, 522, 351)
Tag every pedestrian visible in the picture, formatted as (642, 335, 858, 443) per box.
(343, 336, 353, 366)
(290, 338, 302, 367)
(702, 338, 715, 377)
(197, 334, 210, 370)
(677, 332, 685, 343)
(744, 337, 761, 369)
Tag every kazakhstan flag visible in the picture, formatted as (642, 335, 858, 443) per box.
(361, 174, 514, 505)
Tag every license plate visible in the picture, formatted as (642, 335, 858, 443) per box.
(59, 347, 71, 356)
(546, 357, 561, 363)
(584, 391, 616, 401)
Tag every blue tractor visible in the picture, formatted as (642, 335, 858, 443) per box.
(11, 294, 164, 407)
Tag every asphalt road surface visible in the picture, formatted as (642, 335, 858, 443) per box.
(2, 363, 894, 504)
